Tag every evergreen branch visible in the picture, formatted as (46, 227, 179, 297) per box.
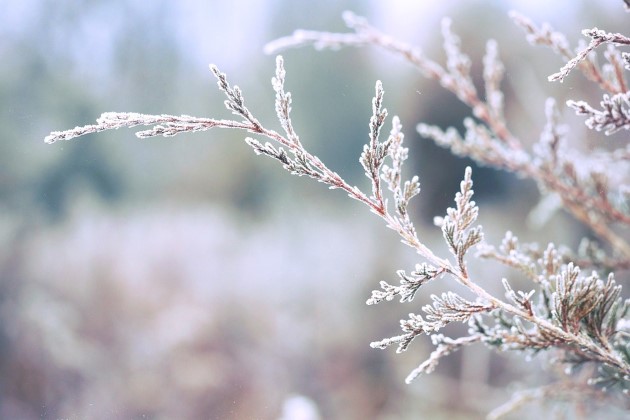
(567, 92, 630, 135)
(359, 80, 389, 211)
(549, 28, 630, 83)
(265, 11, 521, 151)
(44, 7, 630, 416)
(510, 11, 625, 94)
(265, 11, 630, 256)
(366, 263, 441, 305)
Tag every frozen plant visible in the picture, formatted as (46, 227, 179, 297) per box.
(45, 3, 630, 418)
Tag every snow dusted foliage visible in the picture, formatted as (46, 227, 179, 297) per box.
(46, 3, 630, 418)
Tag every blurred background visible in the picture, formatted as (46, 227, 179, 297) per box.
(1, 0, 628, 418)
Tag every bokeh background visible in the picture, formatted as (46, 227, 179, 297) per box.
(1, 0, 628, 418)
